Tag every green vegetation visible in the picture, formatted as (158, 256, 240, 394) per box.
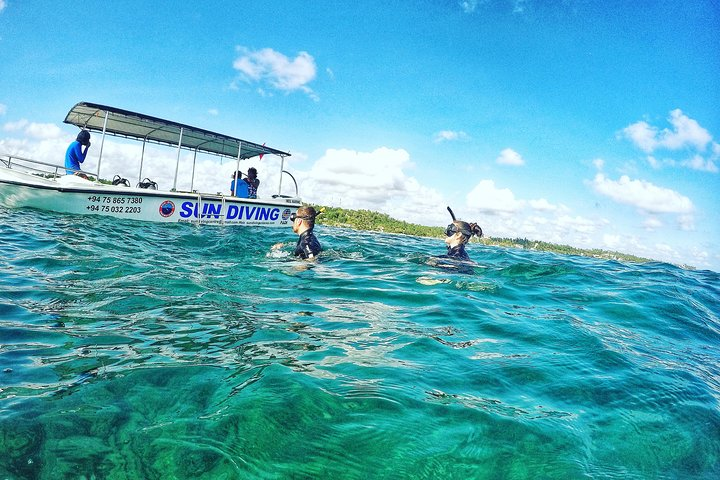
(316, 206, 443, 237)
(314, 205, 653, 264)
(480, 237, 651, 263)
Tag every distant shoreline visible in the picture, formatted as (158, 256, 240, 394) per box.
(314, 205, 678, 267)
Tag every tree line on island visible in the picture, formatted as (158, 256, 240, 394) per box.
(314, 205, 653, 264)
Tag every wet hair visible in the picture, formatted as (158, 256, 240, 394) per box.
(455, 221, 472, 243)
(451, 221, 483, 243)
(76, 130, 91, 146)
(248, 167, 257, 176)
(296, 206, 317, 228)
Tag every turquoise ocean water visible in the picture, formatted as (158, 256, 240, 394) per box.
(1, 208, 719, 479)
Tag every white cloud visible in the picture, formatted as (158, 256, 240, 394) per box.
(460, 1, 479, 13)
(598, 234, 696, 267)
(622, 120, 658, 153)
(556, 214, 598, 234)
(655, 243, 676, 256)
(529, 198, 557, 211)
(590, 173, 693, 214)
(513, 0, 528, 14)
(603, 234, 621, 249)
(0, 1, 6, 13)
(622, 110, 717, 174)
(3, 119, 28, 131)
(207, 108, 219, 116)
(26, 123, 63, 139)
(592, 158, 604, 171)
(643, 217, 663, 230)
(677, 214, 695, 232)
(233, 47, 318, 100)
(296, 147, 447, 225)
(683, 154, 718, 173)
(3, 119, 63, 139)
(466, 179, 525, 213)
(433, 130, 469, 143)
(661, 109, 712, 151)
(496, 148, 524, 166)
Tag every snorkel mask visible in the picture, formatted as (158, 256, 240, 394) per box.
(290, 213, 312, 222)
(445, 206, 483, 238)
(290, 207, 325, 223)
(445, 223, 472, 237)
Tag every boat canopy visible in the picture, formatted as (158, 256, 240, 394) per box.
(64, 102, 290, 160)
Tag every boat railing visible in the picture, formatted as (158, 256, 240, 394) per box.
(0, 153, 94, 179)
(272, 170, 299, 199)
(2, 153, 61, 179)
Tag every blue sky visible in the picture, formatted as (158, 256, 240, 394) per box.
(1, 0, 719, 271)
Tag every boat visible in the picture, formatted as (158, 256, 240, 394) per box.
(0, 102, 302, 226)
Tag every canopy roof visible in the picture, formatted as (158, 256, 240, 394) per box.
(64, 102, 290, 160)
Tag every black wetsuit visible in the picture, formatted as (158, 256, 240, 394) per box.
(443, 244, 470, 261)
(432, 244, 474, 274)
(294, 230, 322, 259)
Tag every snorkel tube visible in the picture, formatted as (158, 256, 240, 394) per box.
(446, 206, 483, 238)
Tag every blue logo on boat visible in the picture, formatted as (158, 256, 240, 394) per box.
(178, 201, 280, 221)
(281, 208, 292, 221)
(159, 200, 175, 217)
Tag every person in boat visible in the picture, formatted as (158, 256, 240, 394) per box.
(244, 167, 259, 198)
(271, 206, 322, 260)
(230, 171, 250, 198)
(65, 130, 91, 178)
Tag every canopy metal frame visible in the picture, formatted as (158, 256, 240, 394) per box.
(64, 102, 291, 195)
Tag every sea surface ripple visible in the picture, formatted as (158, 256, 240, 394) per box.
(1, 208, 719, 479)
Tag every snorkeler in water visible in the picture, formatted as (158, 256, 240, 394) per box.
(417, 208, 483, 283)
(291, 206, 322, 259)
(271, 205, 322, 260)
(424, 206, 482, 276)
(440, 206, 483, 260)
(442, 222, 483, 260)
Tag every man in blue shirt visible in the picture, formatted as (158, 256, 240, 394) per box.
(230, 171, 249, 197)
(65, 130, 91, 176)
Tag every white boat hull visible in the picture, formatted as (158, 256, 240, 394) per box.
(0, 168, 301, 226)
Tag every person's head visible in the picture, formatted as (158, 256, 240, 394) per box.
(231, 170, 242, 179)
(444, 220, 479, 247)
(247, 167, 257, 179)
(76, 130, 91, 146)
(291, 206, 317, 234)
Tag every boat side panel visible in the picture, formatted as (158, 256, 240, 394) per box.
(0, 180, 297, 226)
